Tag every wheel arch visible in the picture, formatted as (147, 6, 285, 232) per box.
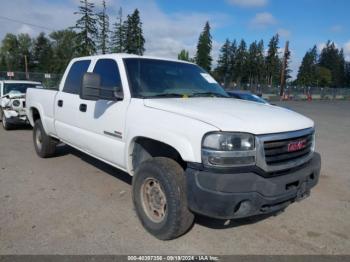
(27, 106, 50, 134)
(28, 107, 41, 125)
(127, 135, 193, 175)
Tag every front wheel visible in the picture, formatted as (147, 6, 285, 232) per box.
(2, 112, 11, 130)
(33, 119, 56, 158)
(132, 157, 194, 240)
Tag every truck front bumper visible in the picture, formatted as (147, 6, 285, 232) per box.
(5, 115, 29, 125)
(185, 152, 321, 219)
(3, 110, 28, 125)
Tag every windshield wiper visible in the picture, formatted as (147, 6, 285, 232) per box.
(190, 92, 228, 98)
(146, 93, 185, 98)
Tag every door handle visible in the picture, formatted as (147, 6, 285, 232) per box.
(79, 104, 87, 112)
(57, 100, 63, 107)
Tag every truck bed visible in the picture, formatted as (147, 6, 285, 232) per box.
(26, 88, 58, 137)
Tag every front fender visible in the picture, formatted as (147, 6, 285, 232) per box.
(124, 100, 219, 174)
(126, 129, 195, 163)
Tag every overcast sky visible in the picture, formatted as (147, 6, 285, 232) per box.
(0, 0, 349, 78)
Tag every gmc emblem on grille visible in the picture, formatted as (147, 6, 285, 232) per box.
(287, 139, 307, 152)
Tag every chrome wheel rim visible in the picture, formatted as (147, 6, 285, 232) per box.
(35, 128, 43, 151)
(140, 178, 167, 223)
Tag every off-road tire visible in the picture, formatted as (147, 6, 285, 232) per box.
(33, 119, 56, 158)
(1, 111, 12, 130)
(132, 157, 194, 240)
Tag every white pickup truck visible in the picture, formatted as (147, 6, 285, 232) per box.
(0, 80, 42, 130)
(26, 54, 321, 240)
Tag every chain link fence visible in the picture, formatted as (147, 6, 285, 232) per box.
(0, 71, 62, 89)
(1, 71, 349, 100)
(227, 84, 350, 101)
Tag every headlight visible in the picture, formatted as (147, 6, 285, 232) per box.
(202, 132, 256, 167)
(203, 132, 255, 151)
(12, 100, 21, 107)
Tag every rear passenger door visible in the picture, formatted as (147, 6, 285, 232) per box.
(54, 59, 91, 149)
(74, 58, 129, 169)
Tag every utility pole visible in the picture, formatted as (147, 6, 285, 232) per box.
(280, 41, 289, 97)
(24, 55, 29, 80)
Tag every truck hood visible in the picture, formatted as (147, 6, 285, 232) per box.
(144, 98, 314, 135)
(2, 91, 26, 99)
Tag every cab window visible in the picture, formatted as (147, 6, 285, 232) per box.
(93, 59, 123, 99)
(63, 60, 91, 94)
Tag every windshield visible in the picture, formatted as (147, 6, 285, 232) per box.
(123, 58, 228, 98)
(3, 83, 40, 95)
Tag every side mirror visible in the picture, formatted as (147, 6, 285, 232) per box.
(80, 73, 101, 101)
(113, 86, 124, 101)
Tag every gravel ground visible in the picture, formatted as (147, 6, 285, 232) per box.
(0, 100, 349, 255)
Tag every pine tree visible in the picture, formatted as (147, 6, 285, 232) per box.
(319, 41, 344, 87)
(338, 49, 346, 87)
(235, 39, 248, 86)
(265, 34, 280, 86)
(315, 66, 332, 87)
(297, 45, 318, 86)
(215, 39, 231, 86)
(74, 0, 98, 56)
(123, 15, 132, 53)
(177, 49, 190, 61)
(256, 40, 265, 85)
(97, 0, 110, 54)
(124, 9, 145, 55)
(345, 62, 350, 87)
(247, 41, 259, 87)
(195, 22, 212, 71)
(111, 7, 125, 53)
(229, 40, 237, 83)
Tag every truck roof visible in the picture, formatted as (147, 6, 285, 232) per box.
(71, 53, 194, 65)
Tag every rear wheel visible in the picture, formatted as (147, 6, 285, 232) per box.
(33, 119, 56, 158)
(132, 157, 194, 240)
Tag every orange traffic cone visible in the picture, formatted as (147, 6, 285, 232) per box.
(307, 93, 312, 101)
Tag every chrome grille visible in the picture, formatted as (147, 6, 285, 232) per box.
(256, 128, 315, 173)
(264, 133, 313, 165)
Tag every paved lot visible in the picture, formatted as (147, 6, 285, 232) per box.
(0, 100, 350, 255)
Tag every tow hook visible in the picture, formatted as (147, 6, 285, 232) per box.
(296, 181, 310, 201)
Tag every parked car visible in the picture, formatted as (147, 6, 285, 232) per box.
(0, 80, 42, 130)
(26, 54, 321, 240)
(227, 90, 269, 104)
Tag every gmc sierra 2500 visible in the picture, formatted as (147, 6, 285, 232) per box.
(26, 54, 321, 240)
